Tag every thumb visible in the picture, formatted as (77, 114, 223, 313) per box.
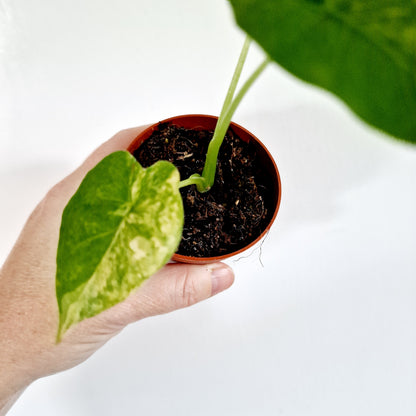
(105, 263, 234, 326)
(51, 263, 234, 373)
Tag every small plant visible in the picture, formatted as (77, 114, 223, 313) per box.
(56, 0, 416, 341)
(55, 36, 268, 341)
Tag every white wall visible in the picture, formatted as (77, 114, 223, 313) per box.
(1, 1, 416, 415)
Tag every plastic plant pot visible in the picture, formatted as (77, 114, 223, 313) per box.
(127, 114, 281, 264)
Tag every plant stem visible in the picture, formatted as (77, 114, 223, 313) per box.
(217, 36, 252, 129)
(178, 174, 206, 189)
(180, 36, 270, 192)
(200, 56, 270, 192)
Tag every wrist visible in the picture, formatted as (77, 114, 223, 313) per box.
(0, 386, 28, 416)
(0, 356, 33, 415)
(0, 270, 34, 415)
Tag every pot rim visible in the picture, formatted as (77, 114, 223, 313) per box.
(128, 114, 282, 264)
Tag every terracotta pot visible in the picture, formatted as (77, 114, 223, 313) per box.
(127, 114, 281, 264)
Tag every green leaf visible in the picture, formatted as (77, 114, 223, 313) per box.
(229, 0, 416, 143)
(56, 151, 183, 341)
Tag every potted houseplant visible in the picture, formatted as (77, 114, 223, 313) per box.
(55, 0, 416, 341)
(127, 114, 281, 264)
(55, 37, 280, 340)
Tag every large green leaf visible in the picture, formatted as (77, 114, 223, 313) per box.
(56, 151, 183, 341)
(229, 0, 416, 143)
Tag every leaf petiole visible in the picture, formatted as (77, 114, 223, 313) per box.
(178, 173, 206, 189)
(200, 56, 270, 192)
(180, 35, 270, 193)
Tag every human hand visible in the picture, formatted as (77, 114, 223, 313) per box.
(0, 127, 234, 415)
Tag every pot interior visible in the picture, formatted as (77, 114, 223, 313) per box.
(128, 115, 281, 263)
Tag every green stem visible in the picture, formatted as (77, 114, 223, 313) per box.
(199, 57, 270, 192)
(217, 36, 251, 130)
(221, 57, 270, 132)
(180, 36, 270, 193)
(178, 174, 206, 189)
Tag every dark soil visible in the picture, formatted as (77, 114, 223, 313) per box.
(133, 122, 274, 257)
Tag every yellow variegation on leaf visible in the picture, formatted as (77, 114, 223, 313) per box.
(56, 151, 183, 341)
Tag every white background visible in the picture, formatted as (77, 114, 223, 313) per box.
(1, 1, 416, 415)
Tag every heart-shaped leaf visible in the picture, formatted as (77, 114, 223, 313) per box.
(229, 0, 416, 143)
(56, 151, 183, 341)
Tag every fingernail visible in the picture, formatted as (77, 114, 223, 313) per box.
(209, 263, 234, 296)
